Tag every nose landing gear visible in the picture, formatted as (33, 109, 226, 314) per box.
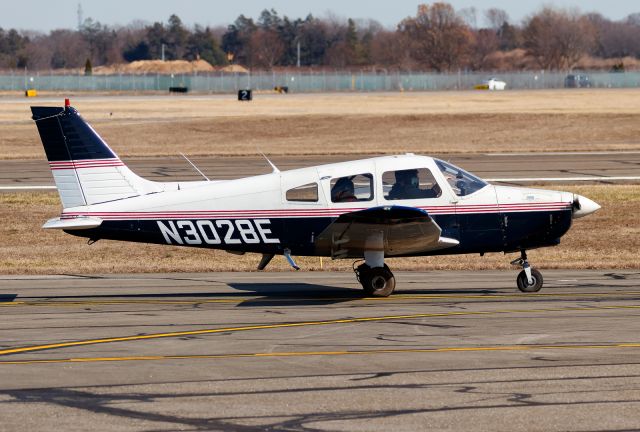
(511, 250, 543, 293)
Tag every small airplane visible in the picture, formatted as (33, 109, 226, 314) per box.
(31, 99, 600, 297)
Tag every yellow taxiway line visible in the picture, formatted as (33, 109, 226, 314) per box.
(1, 304, 640, 358)
(0, 298, 242, 307)
(1, 291, 640, 308)
(1, 342, 639, 365)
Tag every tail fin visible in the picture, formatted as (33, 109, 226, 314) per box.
(31, 100, 161, 208)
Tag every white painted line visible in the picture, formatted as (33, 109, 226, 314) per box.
(0, 275, 87, 280)
(0, 185, 56, 190)
(486, 151, 640, 156)
(487, 176, 640, 182)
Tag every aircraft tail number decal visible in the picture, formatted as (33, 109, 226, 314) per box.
(157, 219, 280, 245)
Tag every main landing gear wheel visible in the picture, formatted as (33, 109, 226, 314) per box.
(516, 268, 543, 293)
(356, 263, 396, 297)
(511, 250, 544, 293)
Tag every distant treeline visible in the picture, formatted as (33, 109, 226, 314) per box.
(1, 2, 639, 71)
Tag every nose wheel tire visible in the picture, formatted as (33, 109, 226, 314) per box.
(516, 268, 543, 293)
(357, 264, 396, 297)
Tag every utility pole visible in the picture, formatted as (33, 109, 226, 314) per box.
(296, 41, 301, 68)
(161, 44, 165, 61)
(77, 3, 83, 30)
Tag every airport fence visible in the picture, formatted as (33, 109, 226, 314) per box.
(1, 70, 639, 93)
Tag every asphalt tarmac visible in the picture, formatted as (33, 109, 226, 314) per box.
(1, 151, 640, 190)
(1, 270, 639, 431)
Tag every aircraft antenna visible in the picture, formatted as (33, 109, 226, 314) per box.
(179, 152, 210, 181)
(258, 150, 280, 173)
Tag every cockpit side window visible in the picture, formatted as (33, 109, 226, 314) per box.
(286, 182, 318, 202)
(383, 168, 442, 200)
(435, 159, 488, 197)
(330, 173, 373, 203)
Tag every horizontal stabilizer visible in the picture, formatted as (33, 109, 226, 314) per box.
(42, 217, 102, 230)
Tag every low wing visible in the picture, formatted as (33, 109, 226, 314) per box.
(315, 206, 458, 258)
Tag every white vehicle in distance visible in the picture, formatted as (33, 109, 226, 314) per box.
(475, 78, 506, 91)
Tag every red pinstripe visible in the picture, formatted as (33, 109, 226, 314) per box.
(49, 159, 125, 170)
(61, 202, 572, 220)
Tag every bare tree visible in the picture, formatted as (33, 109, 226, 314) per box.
(469, 28, 499, 70)
(588, 14, 640, 59)
(523, 8, 595, 70)
(459, 7, 478, 29)
(46, 29, 89, 69)
(370, 30, 412, 68)
(5, 6, 640, 72)
(324, 41, 352, 68)
(17, 32, 50, 69)
(320, 15, 350, 67)
(484, 8, 509, 30)
(353, 19, 383, 65)
(399, 3, 472, 72)
(626, 13, 640, 26)
(249, 29, 285, 69)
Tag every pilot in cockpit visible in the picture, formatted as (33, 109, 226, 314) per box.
(331, 177, 358, 202)
(388, 169, 441, 200)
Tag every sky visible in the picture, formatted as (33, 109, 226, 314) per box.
(2, 0, 638, 32)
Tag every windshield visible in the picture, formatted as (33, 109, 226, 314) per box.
(434, 159, 488, 197)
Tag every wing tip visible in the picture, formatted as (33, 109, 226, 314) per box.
(437, 237, 460, 248)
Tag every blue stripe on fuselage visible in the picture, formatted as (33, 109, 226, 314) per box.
(64, 210, 573, 257)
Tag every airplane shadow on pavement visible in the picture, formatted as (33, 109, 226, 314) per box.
(228, 283, 364, 306)
(228, 283, 501, 306)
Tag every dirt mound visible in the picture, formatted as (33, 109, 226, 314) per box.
(92, 59, 216, 75)
(576, 55, 640, 71)
(219, 64, 249, 73)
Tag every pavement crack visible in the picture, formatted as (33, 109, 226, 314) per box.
(350, 372, 394, 381)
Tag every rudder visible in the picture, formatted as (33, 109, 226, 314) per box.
(31, 100, 161, 208)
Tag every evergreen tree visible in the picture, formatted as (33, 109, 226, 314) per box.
(166, 14, 189, 59)
(186, 26, 227, 65)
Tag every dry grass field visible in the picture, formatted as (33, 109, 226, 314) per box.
(1, 89, 640, 159)
(1, 185, 637, 275)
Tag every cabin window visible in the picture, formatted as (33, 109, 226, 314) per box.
(330, 173, 374, 203)
(286, 182, 319, 202)
(383, 168, 442, 200)
(435, 159, 488, 196)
